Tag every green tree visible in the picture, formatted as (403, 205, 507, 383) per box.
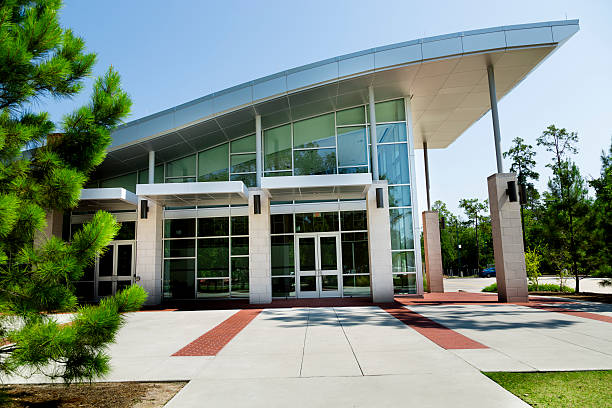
(503, 137, 540, 249)
(537, 125, 589, 293)
(458, 198, 488, 273)
(0, 1, 146, 383)
(525, 247, 542, 289)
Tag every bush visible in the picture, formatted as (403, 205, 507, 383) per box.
(481, 282, 574, 293)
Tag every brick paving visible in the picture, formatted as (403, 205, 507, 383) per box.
(381, 306, 488, 350)
(172, 309, 262, 356)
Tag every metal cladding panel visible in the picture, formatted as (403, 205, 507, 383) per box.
(287, 62, 339, 90)
(552, 24, 579, 43)
(505, 27, 554, 47)
(462, 31, 507, 53)
(339, 53, 375, 77)
(253, 75, 287, 100)
(422, 37, 463, 60)
(173, 97, 215, 128)
(214, 86, 253, 113)
(374, 44, 422, 68)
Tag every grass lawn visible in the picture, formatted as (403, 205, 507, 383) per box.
(485, 371, 612, 408)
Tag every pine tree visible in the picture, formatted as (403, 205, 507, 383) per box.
(0, 1, 146, 383)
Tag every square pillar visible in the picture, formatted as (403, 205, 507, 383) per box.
(487, 173, 528, 302)
(366, 181, 394, 303)
(35, 210, 64, 246)
(422, 211, 444, 293)
(248, 188, 272, 304)
(135, 199, 163, 305)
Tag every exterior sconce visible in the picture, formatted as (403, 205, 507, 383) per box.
(254, 194, 261, 214)
(506, 180, 518, 202)
(376, 188, 384, 208)
(140, 200, 149, 219)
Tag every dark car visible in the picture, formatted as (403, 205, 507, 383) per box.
(479, 267, 496, 278)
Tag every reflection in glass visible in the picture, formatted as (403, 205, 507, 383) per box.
(338, 166, 368, 174)
(341, 232, 369, 274)
(164, 239, 195, 258)
(231, 134, 256, 153)
(319, 237, 337, 270)
(198, 144, 229, 182)
(230, 153, 256, 173)
(230, 173, 256, 187)
(116, 280, 131, 292)
(321, 275, 338, 291)
(231, 257, 249, 297)
(197, 278, 230, 298)
(264, 124, 292, 171)
(293, 149, 337, 175)
(100, 172, 137, 193)
(336, 106, 365, 125)
(295, 212, 339, 233)
(164, 219, 195, 238)
(264, 171, 292, 177)
(98, 246, 113, 277)
(393, 273, 416, 294)
(115, 221, 136, 240)
(338, 126, 368, 167)
(293, 113, 335, 148)
(299, 237, 316, 271)
(388, 185, 411, 207)
(375, 99, 405, 123)
(272, 276, 296, 297)
(198, 217, 229, 237)
(271, 236, 294, 276)
(164, 259, 195, 299)
(300, 276, 316, 292)
(342, 275, 371, 297)
(231, 237, 248, 256)
(231, 216, 249, 235)
(390, 208, 414, 250)
(377, 123, 407, 143)
(271, 214, 294, 234)
(197, 238, 229, 277)
(166, 155, 196, 178)
(340, 211, 367, 231)
(392, 251, 416, 273)
(116, 245, 132, 276)
(98, 281, 112, 297)
(378, 143, 410, 184)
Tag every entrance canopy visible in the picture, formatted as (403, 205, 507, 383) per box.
(92, 20, 579, 180)
(78, 188, 138, 211)
(261, 173, 372, 201)
(136, 181, 249, 206)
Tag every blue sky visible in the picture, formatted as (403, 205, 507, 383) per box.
(46, 0, 612, 222)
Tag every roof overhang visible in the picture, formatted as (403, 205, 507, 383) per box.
(136, 181, 248, 206)
(94, 20, 579, 180)
(261, 173, 372, 201)
(78, 188, 138, 211)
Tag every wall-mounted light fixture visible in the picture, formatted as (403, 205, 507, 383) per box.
(254, 194, 261, 214)
(376, 188, 384, 208)
(506, 180, 518, 202)
(140, 200, 149, 219)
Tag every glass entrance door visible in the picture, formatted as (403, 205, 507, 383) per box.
(96, 242, 134, 297)
(296, 234, 341, 298)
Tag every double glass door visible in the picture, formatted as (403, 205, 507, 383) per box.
(97, 241, 134, 298)
(297, 234, 341, 298)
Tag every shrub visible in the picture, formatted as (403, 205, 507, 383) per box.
(481, 282, 574, 293)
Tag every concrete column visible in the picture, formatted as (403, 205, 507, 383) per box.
(423, 142, 431, 211)
(366, 181, 394, 303)
(422, 211, 444, 293)
(487, 173, 528, 302)
(35, 210, 64, 246)
(135, 199, 163, 305)
(255, 115, 262, 187)
(148, 151, 155, 184)
(368, 86, 379, 180)
(487, 65, 504, 173)
(248, 188, 271, 304)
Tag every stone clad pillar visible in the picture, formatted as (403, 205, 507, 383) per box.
(34, 210, 64, 246)
(422, 211, 444, 293)
(248, 188, 272, 304)
(487, 173, 528, 302)
(366, 181, 394, 303)
(136, 199, 163, 305)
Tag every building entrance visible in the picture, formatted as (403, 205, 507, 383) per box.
(296, 233, 342, 298)
(96, 241, 135, 297)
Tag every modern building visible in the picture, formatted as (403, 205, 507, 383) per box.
(58, 20, 578, 305)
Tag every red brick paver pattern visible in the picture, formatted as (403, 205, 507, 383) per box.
(172, 309, 262, 356)
(381, 306, 488, 350)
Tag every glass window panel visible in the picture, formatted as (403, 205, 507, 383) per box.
(138, 169, 148, 185)
(231, 236, 248, 256)
(375, 99, 405, 123)
(299, 237, 316, 271)
(299, 276, 317, 292)
(166, 155, 196, 177)
(321, 275, 338, 291)
(98, 246, 113, 277)
(164, 259, 195, 299)
(154, 164, 164, 183)
(294, 148, 337, 176)
(116, 245, 133, 276)
(231, 257, 249, 297)
(264, 171, 292, 177)
(295, 212, 338, 233)
(272, 276, 296, 297)
(164, 219, 195, 238)
(337, 126, 367, 167)
(388, 185, 411, 207)
(231, 134, 256, 153)
(393, 273, 416, 294)
(271, 235, 294, 276)
(230, 153, 256, 173)
(197, 238, 229, 277)
(166, 177, 196, 183)
(319, 236, 337, 270)
(392, 251, 416, 273)
(116, 280, 131, 292)
(336, 106, 365, 126)
(340, 211, 367, 231)
(338, 166, 368, 174)
(198, 217, 229, 237)
(378, 143, 410, 184)
(390, 208, 414, 250)
(80, 263, 94, 281)
(115, 221, 136, 240)
(342, 275, 371, 297)
(264, 124, 292, 171)
(341, 232, 369, 274)
(75, 281, 94, 300)
(100, 172, 137, 193)
(271, 214, 293, 234)
(97, 281, 112, 297)
(198, 144, 229, 182)
(197, 278, 229, 298)
(230, 173, 256, 187)
(293, 113, 335, 148)
(377, 123, 407, 143)
(231, 216, 249, 235)
(164, 239, 195, 258)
